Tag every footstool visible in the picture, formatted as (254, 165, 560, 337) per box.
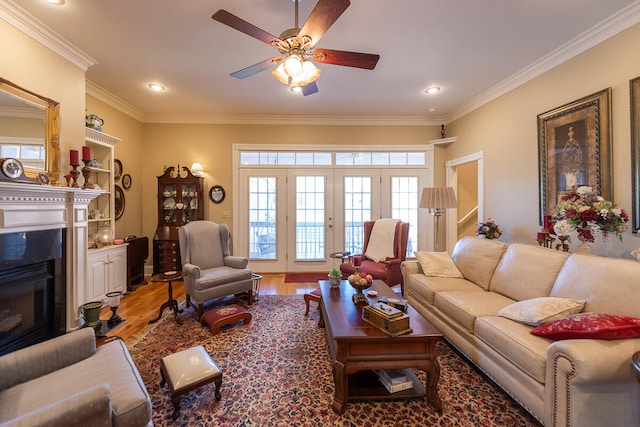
(160, 345, 222, 420)
(201, 304, 252, 335)
(304, 288, 322, 316)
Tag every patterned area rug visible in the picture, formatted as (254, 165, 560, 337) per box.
(126, 295, 542, 427)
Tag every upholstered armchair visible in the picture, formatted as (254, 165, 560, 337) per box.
(340, 219, 410, 291)
(178, 221, 253, 320)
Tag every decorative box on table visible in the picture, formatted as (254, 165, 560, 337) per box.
(362, 302, 412, 337)
(378, 295, 409, 312)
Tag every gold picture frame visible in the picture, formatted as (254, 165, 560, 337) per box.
(537, 88, 612, 225)
(631, 77, 640, 233)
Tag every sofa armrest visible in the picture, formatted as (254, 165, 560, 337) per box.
(224, 255, 248, 269)
(0, 328, 96, 392)
(547, 338, 640, 384)
(1, 384, 112, 427)
(401, 260, 422, 276)
(183, 263, 201, 279)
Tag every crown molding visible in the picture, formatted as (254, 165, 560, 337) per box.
(86, 80, 145, 122)
(143, 114, 441, 126)
(446, 1, 640, 123)
(0, 0, 96, 71)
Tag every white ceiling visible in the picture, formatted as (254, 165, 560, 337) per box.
(7, 0, 640, 124)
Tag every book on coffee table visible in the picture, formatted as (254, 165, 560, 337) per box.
(374, 369, 414, 393)
(374, 368, 409, 385)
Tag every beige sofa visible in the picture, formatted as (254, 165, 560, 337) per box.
(402, 236, 640, 427)
(0, 328, 152, 427)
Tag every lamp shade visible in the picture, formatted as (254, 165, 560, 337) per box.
(190, 162, 204, 177)
(419, 187, 457, 209)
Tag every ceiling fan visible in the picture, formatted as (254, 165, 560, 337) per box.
(212, 0, 380, 96)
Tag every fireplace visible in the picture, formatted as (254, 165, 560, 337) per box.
(0, 229, 66, 356)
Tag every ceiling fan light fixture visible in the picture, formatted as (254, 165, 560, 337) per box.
(272, 63, 290, 85)
(284, 55, 303, 77)
(290, 86, 303, 94)
(301, 60, 321, 83)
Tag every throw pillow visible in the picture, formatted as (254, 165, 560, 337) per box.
(414, 251, 463, 278)
(530, 312, 640, 340)
(497, 297, 586, 326)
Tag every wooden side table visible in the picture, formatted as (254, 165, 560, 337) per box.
(149, 271, 185, 325)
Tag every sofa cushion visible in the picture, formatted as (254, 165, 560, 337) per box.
(475, 316, 549, 383)
(414, 251, 463, 278)
(451, 236, 507, 290)
(489, 244, 569, 300)
(434, 290, 515, 332)
(497, 297, 586, 326)
(0, 338, 151, 427)
(530, 312, 640, 340)
(550, 254, 640, 317)
(407, 274, 484, 305)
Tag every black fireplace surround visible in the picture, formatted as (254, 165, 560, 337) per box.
(0, 229, 66, 356)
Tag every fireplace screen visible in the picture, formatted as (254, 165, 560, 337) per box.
(0, 229, 65, 356)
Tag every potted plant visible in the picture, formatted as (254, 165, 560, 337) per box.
(328, 268, 342, 287)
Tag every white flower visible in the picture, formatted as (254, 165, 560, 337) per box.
(576, 186, 593, 196)
(612, 208, 622, 216)
(599, 209, 609, 218)
(553, 219, 574, 237)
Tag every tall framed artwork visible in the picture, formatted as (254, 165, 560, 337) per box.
(537, 88, 612, 225)
(631, 76, 640, 233)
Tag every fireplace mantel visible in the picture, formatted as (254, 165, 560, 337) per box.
(0, 181, 102, 330)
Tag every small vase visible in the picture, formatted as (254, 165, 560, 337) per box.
(574, 236, 594, 255)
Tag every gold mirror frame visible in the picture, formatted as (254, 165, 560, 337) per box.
(0, 78, 60, 185)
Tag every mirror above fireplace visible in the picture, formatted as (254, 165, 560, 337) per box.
(0, 78, 60, 185)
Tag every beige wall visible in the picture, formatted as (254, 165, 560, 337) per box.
(1, 20, 85, 179)
(447, 23, 640, 258)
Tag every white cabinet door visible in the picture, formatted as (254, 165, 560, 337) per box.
(87, 251, 108, 302)
(108, 246, 127, 294)
(86, 245, 127, 302)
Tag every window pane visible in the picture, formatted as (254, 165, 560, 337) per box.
(296, 176, 325, 260)
(249, 177, 276, 259)
(241, 152, 259, 165)
(407, 152, 425, 165)
(391, 176, 418, 257)
(314, 153, 331, 165)
(278, 152, 295, 165)
(344, 176, 371, 255)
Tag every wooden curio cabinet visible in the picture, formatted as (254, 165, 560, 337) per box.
(153, 166, 204, 274)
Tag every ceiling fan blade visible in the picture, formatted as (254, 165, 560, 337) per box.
(313, 48, 380, 70)
(212, 10, 281, 46)
(302, 81, 319, 96)
(297, 0, 350, 48)
(230, 57, 282, 79)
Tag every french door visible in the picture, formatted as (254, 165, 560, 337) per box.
(237, 168, 426, 273)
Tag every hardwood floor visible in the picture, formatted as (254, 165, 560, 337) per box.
(100, 274, 319, 341)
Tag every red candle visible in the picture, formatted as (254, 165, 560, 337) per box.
(543, 215, 552, 231)
(353, 256, 361, 267)
(69, 149, 79, 165)
(82, 146, 91, 161)
(536, 232, 546, 241)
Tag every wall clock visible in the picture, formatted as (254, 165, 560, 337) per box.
(209, 185, 225, 204)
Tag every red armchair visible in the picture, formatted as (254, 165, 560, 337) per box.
(340, 220, 410, 291)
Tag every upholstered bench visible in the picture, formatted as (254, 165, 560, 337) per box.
(160, 345, 222, 420)
(201, 304, 252, 335)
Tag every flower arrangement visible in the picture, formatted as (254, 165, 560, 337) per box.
(553, 186, 629, 243)
(477, 218, 503, 239)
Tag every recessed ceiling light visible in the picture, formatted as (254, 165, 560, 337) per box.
(425, 86, 441, 95)
(147, 83, 166, 92)
(290, 86, 303, 94)
(428, 108, 436, 113)
(44, 0, 65, 4)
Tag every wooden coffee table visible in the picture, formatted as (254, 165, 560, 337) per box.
(318, 279, 444, 414)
